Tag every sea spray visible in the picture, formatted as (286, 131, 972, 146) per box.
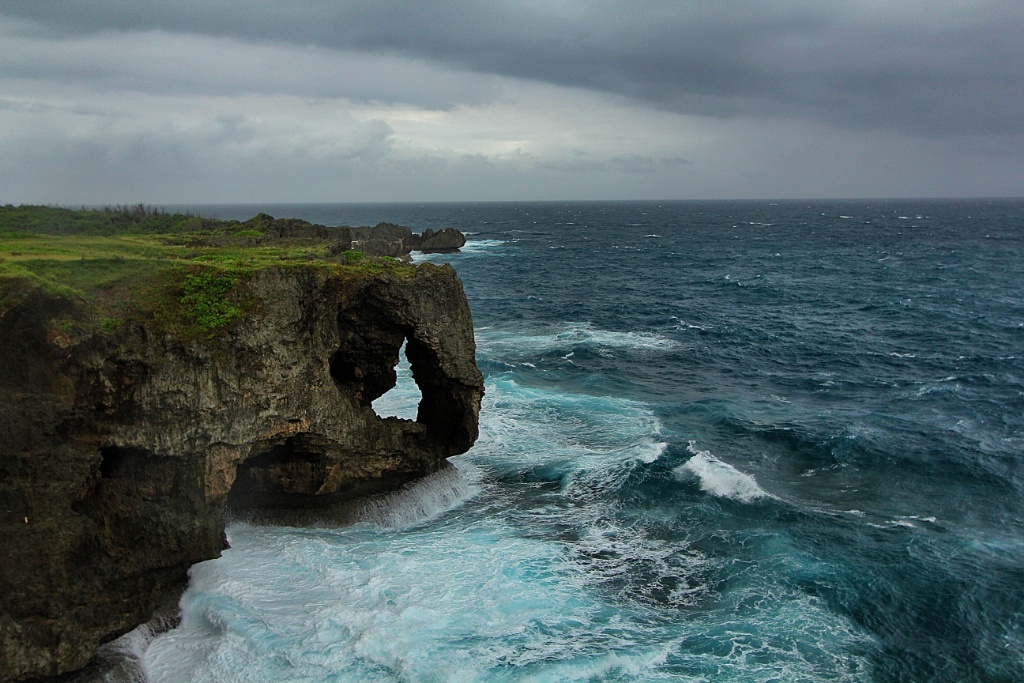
(476, 321, 681, 359)
(474, 376, 667, 500)
(674, 442, 772, 502)
(355, 462, 481, 529)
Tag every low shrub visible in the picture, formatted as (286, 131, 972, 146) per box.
(178, 270, 242, 330)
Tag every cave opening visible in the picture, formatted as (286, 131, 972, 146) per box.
(224, 432, 424, 521)
(227, 435, 330, 510)
(98, 446, 127, 478)
(329, 327, 424, 423)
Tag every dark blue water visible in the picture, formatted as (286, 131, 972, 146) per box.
(142, 200, 1024, 682)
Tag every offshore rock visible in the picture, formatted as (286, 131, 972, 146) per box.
(0, 264, 483, 681)
(407, 228, 468, 254)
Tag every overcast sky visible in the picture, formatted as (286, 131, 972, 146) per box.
(1, 1, 1021, 203)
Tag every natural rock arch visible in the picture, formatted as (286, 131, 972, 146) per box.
(1, 265, 483, 681)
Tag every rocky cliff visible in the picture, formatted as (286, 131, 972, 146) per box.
(238, 214, 467, 258)
(0, 264, 483, 681)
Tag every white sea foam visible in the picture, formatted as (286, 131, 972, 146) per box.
(674, 442, 771, 502)
(141, 513, 869, 681)
(567, 520, 714, 609)
(472, 377, 667, 500)
(91, 617, 171, 683)
(909, 378, 962, 397)
(355, 462, 481, 529)
(411, 238, 508, 263)
(138, 364, 871, 683)
(639, 440, 669, 463)
(898, 514, 938, 524)
(868, 519, 919, 530)
(476, 321, 680, 359)
(465, 377, 702, 616)
(142, 520, 602, 682)
(670, 315, 708, 331)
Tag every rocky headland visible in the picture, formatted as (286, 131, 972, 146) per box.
(188, 213, 467, 258)
(0, 208, 483, 681)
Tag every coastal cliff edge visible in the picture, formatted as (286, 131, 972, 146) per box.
(0, 261, 483, 681)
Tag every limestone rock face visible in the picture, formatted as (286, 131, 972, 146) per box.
(205, 215, 469, 260)
(348, 223, 468, 257)
(0, 265, 483, 681)
(407, 227, 468, 253)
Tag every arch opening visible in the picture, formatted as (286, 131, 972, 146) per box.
(371, 340, 421, 421)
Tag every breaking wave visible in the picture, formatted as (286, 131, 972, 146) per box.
(674, 442, 772, 502)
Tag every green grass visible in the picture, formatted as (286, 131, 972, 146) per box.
(0, 206, 418, 336)
(179, 270, 242, 330)
(0, 204, 212, 235)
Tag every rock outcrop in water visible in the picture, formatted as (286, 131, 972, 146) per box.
(0, 264, 483, 681)
(405, 228, 468, 254)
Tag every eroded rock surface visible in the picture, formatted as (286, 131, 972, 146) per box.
(407, 227, 468, 254)
(0, 264, 483, 681)
(235, 214, 468, 259)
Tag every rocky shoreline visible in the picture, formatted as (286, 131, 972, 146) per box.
(215, 213, 467, 258)
(0, 219, 482, 681)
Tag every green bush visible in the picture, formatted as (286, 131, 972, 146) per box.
(343, 250, 365, 263)
(179, 270, 241, 330)
(98, 316, 123, 332)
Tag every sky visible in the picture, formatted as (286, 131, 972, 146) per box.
(1, 1, 1022, 203)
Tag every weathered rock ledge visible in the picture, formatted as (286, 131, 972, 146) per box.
(236, 214, 467, 257)
(0, 264, 483, 681)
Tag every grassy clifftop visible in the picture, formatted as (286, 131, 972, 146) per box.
(0, 204, 211, 236)
(0, 205, 418, 337)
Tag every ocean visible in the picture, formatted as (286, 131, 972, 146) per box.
(127, 200, 1023, 682)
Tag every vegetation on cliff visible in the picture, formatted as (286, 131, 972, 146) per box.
(0, 205, 417, 335)
(0, 205, 483, 681)
(0, 203, 205, 235)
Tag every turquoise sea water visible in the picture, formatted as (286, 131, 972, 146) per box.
(132, 200, 1023, 682)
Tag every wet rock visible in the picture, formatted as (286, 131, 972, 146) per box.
(418, 227, 468, 253)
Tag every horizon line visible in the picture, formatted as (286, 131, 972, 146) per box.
(11, 196, 1024, 209)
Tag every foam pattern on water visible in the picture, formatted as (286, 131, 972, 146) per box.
(355, 462, 481, 530)
(472, 376, 668, 499)
(477, 321, 680, 358)
(411, 239, 510, 263)
(141, 368, 873, 681)
(674, 442, 773, 502)
(143, 199, 1024, 681)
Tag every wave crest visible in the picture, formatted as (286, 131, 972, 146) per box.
(477, 321, 680, 360)
(674, 442, 771, 502)
(356, 462, 480, 529)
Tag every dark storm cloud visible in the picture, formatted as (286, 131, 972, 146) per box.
(4, 0, 1023, 137)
